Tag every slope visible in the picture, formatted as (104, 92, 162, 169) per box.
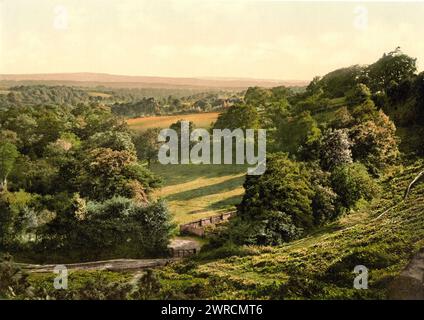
(156, 160, 424, 299)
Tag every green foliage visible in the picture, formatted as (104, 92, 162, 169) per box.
(30, 270, 133, 300)
(213, 104, 259, 130)
(111, 91, 240, 118)
(350, 108, 400, 171)
(0, 141, 19, 191)
(0, 48, 420, 300)
(169, 119, 197, 138)
(305, 76, 323, 96)
(244, 86, 273, 105)
(311, 184, 338, 225)
(131, 269, 163, 300)
(319, 65, 365, 98)
(0, 190, 40, 247)
(0, 93, 166, 260)
(330, 162, 380, 210)
(237, 153, 315, 244)
(365, 48, 417, 93)
(330, 107, 353, 129)
(0, 254, 32, 299)
(276, 111, 321, 158)
(9, 156, 58, 194)
(134, 128, 162, 165)
(76, 148, 152, 201)
(154, 160, 424, 300)
(87, 130, 136, 152)
(112, 97, 161, 117)
(346, 83, 371, 106)
(40, 197, 174, 261)
(0, 85, 91, 108)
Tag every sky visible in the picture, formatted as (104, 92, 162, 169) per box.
(1, 0, 424, 81)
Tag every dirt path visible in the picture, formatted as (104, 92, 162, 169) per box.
(21, 258, 178, 273)
(20, 238, 201, 273)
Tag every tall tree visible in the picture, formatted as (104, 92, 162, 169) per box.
(134, 128, 162, 165)
(365, 48, 417, 93)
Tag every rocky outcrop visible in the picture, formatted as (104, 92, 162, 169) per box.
(388, 248, 424, 300)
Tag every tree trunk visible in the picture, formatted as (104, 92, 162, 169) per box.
(404, 171, 424, 200)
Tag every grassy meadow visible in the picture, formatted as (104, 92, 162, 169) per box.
(127, 112, 220, 131)
(151, 163, 247, 225)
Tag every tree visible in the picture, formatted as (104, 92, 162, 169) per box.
(350, 110, 399, 171)
(77, 148, 137, 201)
(43, 197, 174, 260)
(244, 87, 272, 107)
(365, 48, 417, 93)
(238, 153, 315, 236)
(0, 142, 19, 192)
(306, 76, 323, 95)
(319, 65, 365, 98)
(330, 107, 353, 129)
(134, 128, 162, 165)
(169, 120, 196, 136)
(276, 111, 321, 158)
(320, 129, 353, 171)
(330, 163, 380, 210)
(76, 148, 159, 202)
(87, 130, 135, 153)
(213, 104, 259, 130)
(346, 83, 371, 106)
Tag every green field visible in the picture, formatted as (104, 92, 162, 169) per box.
(127, 112, 220, 132)
(151, 163, 247, 225)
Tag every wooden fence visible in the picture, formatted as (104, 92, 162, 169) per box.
(179, 211, 236, 237)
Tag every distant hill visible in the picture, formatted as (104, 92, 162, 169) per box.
(0, 72, 307, 89)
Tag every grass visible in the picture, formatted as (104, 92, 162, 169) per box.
(150, 163, 247, 225)
(127, 112, 220, 132)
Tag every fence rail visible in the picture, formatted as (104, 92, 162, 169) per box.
(179, 211, 236, 237)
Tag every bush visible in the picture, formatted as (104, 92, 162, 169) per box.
(346, 83, 371, 106)
(39, 197, 175, 261)
(0, 254, 32, 299)
(331, 163, 380, 210)
(350, 109, 400, 172)
(239, 153, 315, 232)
